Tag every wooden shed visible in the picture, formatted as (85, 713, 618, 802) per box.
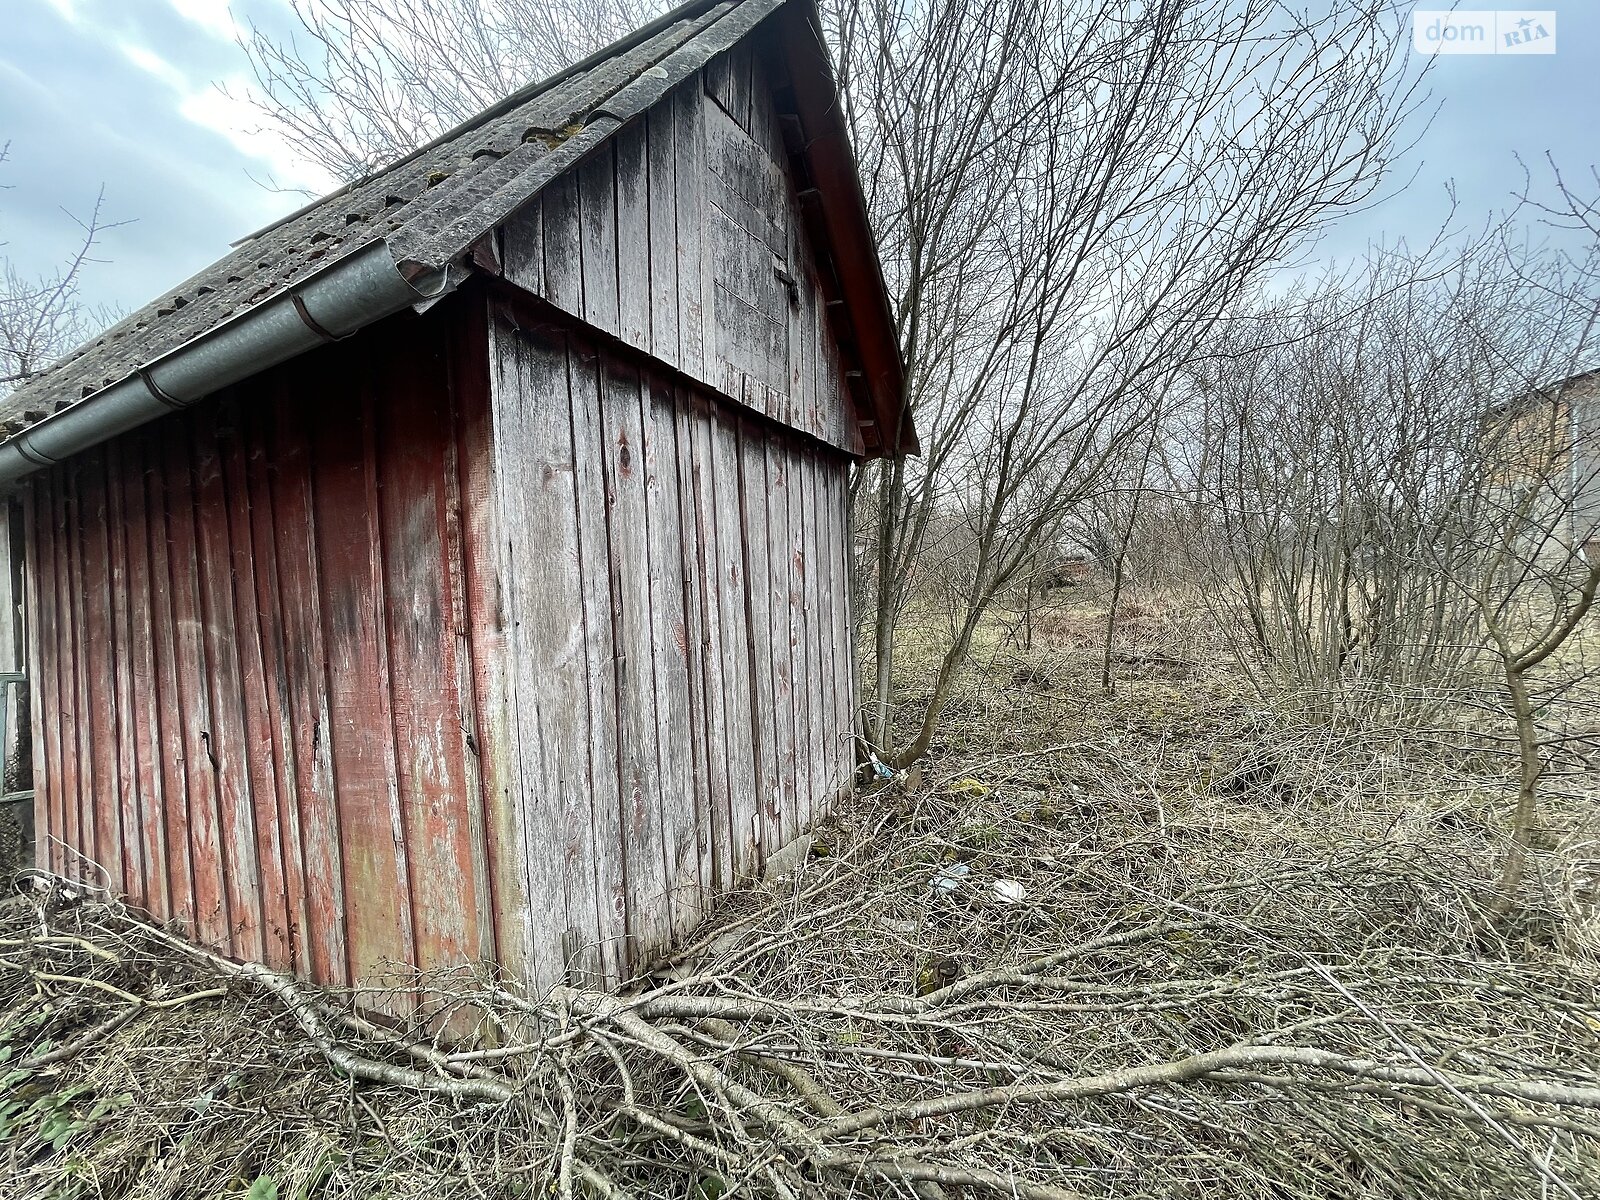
(0, 0, 909, 996)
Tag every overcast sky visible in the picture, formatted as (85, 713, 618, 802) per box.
(1, 0, 1596, 319)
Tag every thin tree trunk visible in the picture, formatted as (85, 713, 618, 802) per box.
(888, 610, 984, 769)
(1489, 659, 1541, 914)
(1100, 549, 1129, 694)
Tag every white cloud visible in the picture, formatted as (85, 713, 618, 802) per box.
(39, 0, 80, 23)
(119, 42, 191, 92)
(166, 0, 244, 42)
(178, 83, 339, 197)
(112, 30, 338, 204)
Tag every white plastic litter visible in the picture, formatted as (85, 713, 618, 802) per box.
(931, 862, 970, 894)
(992, 879, 1027, 904)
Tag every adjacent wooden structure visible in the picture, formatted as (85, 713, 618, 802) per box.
(4, 0, 907, 995)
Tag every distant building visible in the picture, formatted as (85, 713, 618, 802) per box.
(1488, 368, 1600, 558)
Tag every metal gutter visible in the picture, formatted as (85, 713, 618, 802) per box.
(0, 241, 456, 488)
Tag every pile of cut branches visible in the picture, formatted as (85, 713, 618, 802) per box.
(4, 747, 1600, 1200)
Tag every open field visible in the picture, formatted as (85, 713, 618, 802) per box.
(2, 586, 1599, 1199)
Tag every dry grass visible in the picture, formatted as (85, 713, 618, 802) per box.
(3, 590, 1600, 1199)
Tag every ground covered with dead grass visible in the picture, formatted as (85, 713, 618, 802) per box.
(3, 590, 1599, 1199)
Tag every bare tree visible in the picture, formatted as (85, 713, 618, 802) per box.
(1444, 166, 1600, 908)
(231, 0, 658, 182)
(840, 0, 1427, 766)
(1171, 253, 1498, 721)
(0, 144, 118, 395)
(1170, 167, 1600, 911)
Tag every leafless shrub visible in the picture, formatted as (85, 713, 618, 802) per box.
(5, 668, 1599, 1200)
(1163, 165, 1600, 910)
(0, 144, 119, 395)
(844, 0, 1428, 766)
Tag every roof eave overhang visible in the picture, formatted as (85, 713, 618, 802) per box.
(775, 0, 914, 458)
(0, 241, 458, 490)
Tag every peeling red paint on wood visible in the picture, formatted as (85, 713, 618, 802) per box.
(27, 307, 502, 992)
(29, 290, 860, 994)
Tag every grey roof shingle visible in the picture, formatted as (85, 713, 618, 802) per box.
(0, 0, 777, 434)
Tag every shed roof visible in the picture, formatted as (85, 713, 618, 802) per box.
(0, 0, 910, 472)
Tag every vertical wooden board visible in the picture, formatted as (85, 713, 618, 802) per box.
(542, 174, 584, 319)
(673, 79, 707, 378)
(615, 122, 652, 353)
(465, 312, 528, 982)
(50, 477, 76, 877)
(374, 341, 483, 976)
(190, 412, 266, 962)
(751, 53, 789, 176)
(809, 452, 837, 799)
(26, 479, 61, 875)
(103, 444, 143, 905)
(828, 464, 856, 792)
(578, 145, 621, 340)
(105, 457, 138, 904)
(218, 412, 292, 969)
(704, 102, 791, 422)
(727, 43, 752, 130)
(816, 460, 845, 797)
(269, 388, 349, 987)
(567, 335, 628, 979)
(671, 383, 712, 918)
(57, 473, 85, 876)
(74, 451, 122, 892)
(501, 200, 545, 297)
(810, 263, 830, 443)
(140, 432, 195, 932)
(63, 466, 95, 881)
(440, 303, 502, 972)
(800, 451, 826, 820)
(115, 434, 171, 923)
(763, 444, 799, 841)
(599, 355, 671, 964)
(787, 233, 810, 434)
(240, 396, 311, 977)
(0, 506, 24, 811)
(359, 377, 424, 996)
(822, 342, 848, 453)
(712, 410, 758, 878)
(646, 102, 680, 372)
(18, 487, 39, 861)
(643, 373, 699, 937)
(783, 442, 814, 829)
(488, 316, 595, 993)
(309, 372, 416, 991)
(24, 484, 47, 871)
(703, 51, 731, 119)
(687, 392, 732, 890)
(738, 423, 781, 852)
(810, 289, 827, 442)
(161, 420, 230, 949)
(0, 502, 16, 775)
(820, 289, 853, 452)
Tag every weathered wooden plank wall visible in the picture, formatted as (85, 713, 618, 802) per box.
(489, 305, 857, 996)
(22, 308, 509, 997)
(23, 35, 872, 1000)
(500, 56, 864, 458)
